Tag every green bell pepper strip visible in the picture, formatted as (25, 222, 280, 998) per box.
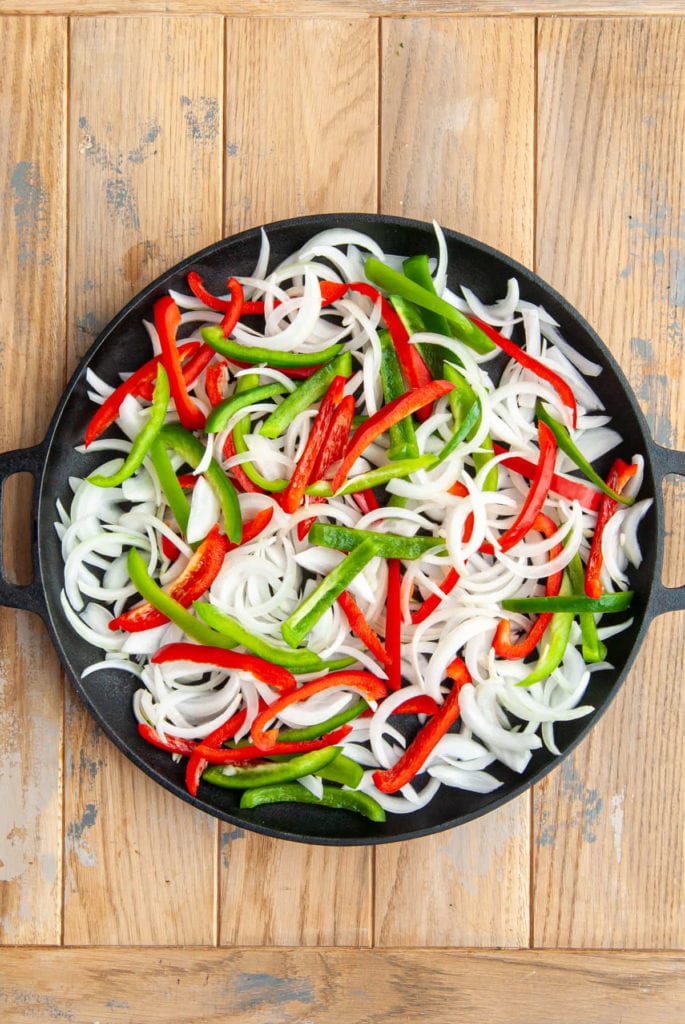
(517, 575, 574, 687)
(309, 523, 444, 561)
(229, 374, 289, 492)
(402, 254, 454, 338)
(433, 397, 481, 468)
(201, 325, 343, 368)
(565, 552, 608, 663)
(379, 330, 419, 462)
(389, 294, 445, 381)
(157, 423, 242, 542)
(279, 699, 368, 742)
(442, 361, 497, 487)
(502, 591, 634, 614)
(149, 437, 191, 536)
(281, 537, 381, 648)
(258, 352, 353, 439)
(316, 754, 364, 789)
(202, 746, 340, 790)
(239, 782, 386, 822)
(205, 381, 287, 434)
(303, 455, 437, 499)
(88, 365, 170, 488)
(125, 547, 236, 648)
(194, 601, 355, 673)
(364, 257, 495, 355)
(535, 400, 634, 506)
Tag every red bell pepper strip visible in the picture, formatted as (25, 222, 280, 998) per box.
(205, 361, 229, 406)
(297, 394, 356, 540)
(84, 342, 200, 447)
(373, 658, 471, 793)
(352, 488, 380, 515)
(222, 429, 263, 493)
(411, 568, 460, 625)
(280, 375, 346, 513)
(193, 724, 353, 764)
(187, 271, 231, 312)
(493, 512, 564, 659)
(331, 380, 454, 493)
(585, 459, 638, 598)
(250, 670, 388, 750)
(109, 524, 229, 632)
(394, 694, 439, 716)
(337, 590, 392, 668)
(469, 316, 578, 428)
(154, 296, 206, 431)
(184, 705, 252, 797)
(137, 722, 197, 756)
(188, 273, 347, 315)
(385, 559, 403, 690)
(497, 421, 557, 552)
(493, 443, 601, 511)
(152, 641, 297, 693)
(219, 277, 244, 336)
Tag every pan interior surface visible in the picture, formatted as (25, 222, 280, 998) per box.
(37, 214, 659, 844)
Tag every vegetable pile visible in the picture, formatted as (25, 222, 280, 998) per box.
(56, 224, 652, 823)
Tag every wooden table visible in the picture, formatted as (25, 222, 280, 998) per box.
(1, 2, 683, 1021)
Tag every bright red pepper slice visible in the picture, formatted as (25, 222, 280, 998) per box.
(187, 271, 231, 312)
(137, 722, 197, 756)
(352, 488, 380, 515)
(251, 670, 388, 750)
(155, 296, 206, 431)
(151, 641, 297, 693)
(188, 274, 347, 316)
(493, 512, 564, 659)
(493, 443, 601, 511)
(410, 568, 460, 625)
(470, 316, 578, 428)
(109, 524, 230, 632)
(205, 361, 229, 406)
(280, 375, 346, 514)
(222, 429, 263, 494)
(331, 379, 454, 493)
(219, 277, 244, 336)
(385, 559, 403, 690)
(297, 393, 356, 540)
(194, 724, 352, 763)
(84, 342, 200, 447)
(585, 459, 637, 598)
(184, 705, 252, 797)
(497, 421, 557, 552)
(394, 694, 439, 716)
(373, 658, 471, 793)
(337, 590, 392, 668)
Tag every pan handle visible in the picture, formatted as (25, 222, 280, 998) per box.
(649, 441, 685, 616)
(0, 443, 48, 618)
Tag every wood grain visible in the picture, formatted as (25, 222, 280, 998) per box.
(1, 948, 684, 1023)
(375, 16, 534, 948)
(3, 2, 685, 17)
(0, 16, 66, 946)
(219, 17, 377, 946)
(63, 15, 224, 944)
(534, 16, 685, 948)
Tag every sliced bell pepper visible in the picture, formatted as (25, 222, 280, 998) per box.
(151, 641, 297, 693)
(205, 381, 288, 435)
(472, 316, 578, 427)
(297, 393, 356, 540)
(492, 512, 563, 660)
(110, 524, 229, 632)
(224, 373, 288, 492)
(149, 438, 191, 537)
(219, 277, 244, 336)
(364, 257, 495, 355)
(442, 361, 497, 485)
(280, 375, 346, 513)
(123, 547, 236, 648)
(515, 575, 574, 687)
(331, 379, 454, 493)
(337, 591, 391, 668)
(497, 420, 557, 552)
(309, 523, 443, 561)
(281, 537, 381, 648)
(372, 658, 471, 793)
(492, 443, 601, 511)
(194, 601, 355, 674)
(258, 352, 353, 439)
(194, 725, 352, 764)
(585, 458, 639, 598)
(201, 325, 342, 368)
(379, 330, 419, 462)
(566, 550, 607, 662)
(239, 783, 386, 822)
(155, 296, 206, 431)
(158, 423, 242, 542)
(137, 722, 197, 756)
(201, 746, 341, 790)
(502, 591, 634, 613)
(316, 754, 364, 789)
(250, 670, 388, 750)
(279, 699, 369, 742)
(410, 567, 460, 625)
(88, 365, 170, 488)
(385, 558, 403, 690)
(185, 705, 252, 796)
(204, 361, 229, 407)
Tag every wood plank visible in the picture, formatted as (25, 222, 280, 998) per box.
(63, 15, 224, 945)
(375, 16, 534, 948)
(3, 3, 685, 18)
(534, 16, 685, 948)
(219, 16, 377, 946)
(0, 15, 66, 946)
(1, 948, 684, 1023)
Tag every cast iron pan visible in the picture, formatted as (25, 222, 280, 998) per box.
(1, 214, 683, 844)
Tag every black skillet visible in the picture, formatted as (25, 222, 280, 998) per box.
(1, 214, 683, 844)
